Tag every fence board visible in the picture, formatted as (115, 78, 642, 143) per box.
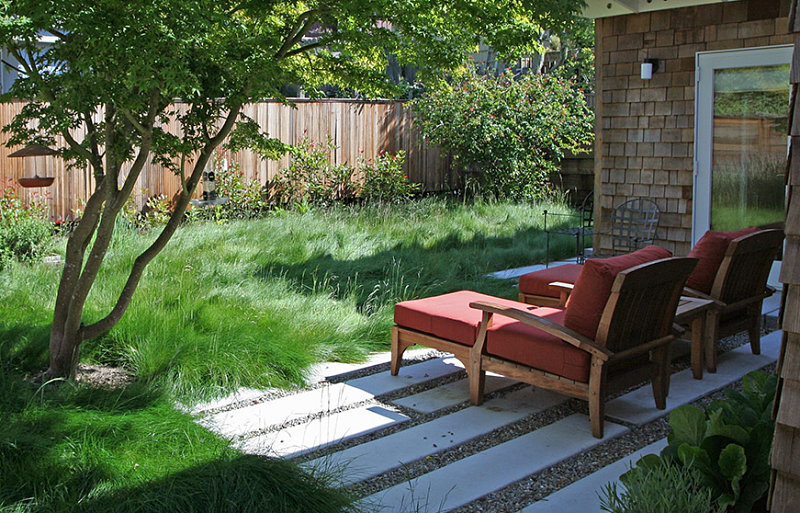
(0, 99, 452, 220)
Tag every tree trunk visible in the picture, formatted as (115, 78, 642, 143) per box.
(41, 100, 244, 381)
(46, 322, 82, 379)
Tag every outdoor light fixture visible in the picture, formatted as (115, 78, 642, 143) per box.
(641, 58, 659, 80)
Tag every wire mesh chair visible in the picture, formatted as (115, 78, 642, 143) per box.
(544, 192, 594, 267)
(606, 198, 660, 254)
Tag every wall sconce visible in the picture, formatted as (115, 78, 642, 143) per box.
(641, 58, 659, 80)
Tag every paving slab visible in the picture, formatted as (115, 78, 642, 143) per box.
(345, 356, 467, 397)
(188, 387, 271, 415)
(307, 387, 567, 486)
(360, 414, 628, 513)
(305, 348, 437, 384)
(237, 405, 410, 458)
(203, 356, 464, 438)
(391, 375, 517, 413)
(518, 438, 668, 513)
(606, 330, 780, 425)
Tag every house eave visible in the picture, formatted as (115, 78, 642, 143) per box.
(583, 0, 742, 19)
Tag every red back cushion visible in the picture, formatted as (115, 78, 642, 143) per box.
(686, 227, 759, 294)
(564, 245, 673, 340)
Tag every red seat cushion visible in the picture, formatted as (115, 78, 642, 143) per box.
(394, 291, 538, 346)
(686, 227, 759, 294)
(486, 307, 591, 382)
(564, 245, 673, 340)
(518, 264, 583, 298)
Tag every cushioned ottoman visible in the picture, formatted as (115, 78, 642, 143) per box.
(517, 264, 583, 306)
(392, 290, 591, 382)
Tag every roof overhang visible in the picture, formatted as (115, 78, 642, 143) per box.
(583, 0, 741, 19)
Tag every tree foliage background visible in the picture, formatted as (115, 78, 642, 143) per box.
(0, 0, 584, 378)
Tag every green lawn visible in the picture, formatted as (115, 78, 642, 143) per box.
(0, 197, 577, 513)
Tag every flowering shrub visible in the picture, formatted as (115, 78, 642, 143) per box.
(359, 151, 418, 203)
(272, 137, 357, 207)
(411, 70, 594, 201)
(0, 180, 54, 270)
(121, 189, 171, 230)
(273, 138, 416, 207)
(191, 153, 271, 221)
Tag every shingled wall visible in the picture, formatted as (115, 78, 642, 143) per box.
(769, 1, 800, 509)
(594, 0, 792, 255)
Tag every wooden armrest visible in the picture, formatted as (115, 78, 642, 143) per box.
(682, 288, 725, 309)
(468, 301, 612, 360)
(765, 285, 777, 298)
(549, 281, 573, 306)
(671, 323, 686, 337)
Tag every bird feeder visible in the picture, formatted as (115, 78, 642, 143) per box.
(190, 161, 229, 207)
(11, 145, 58, 188)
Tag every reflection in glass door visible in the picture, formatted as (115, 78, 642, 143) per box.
(694, 46, 792, 242)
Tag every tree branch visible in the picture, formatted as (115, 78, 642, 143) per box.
(275, 10, 317, 59)
(82, 99, 246, 340)
(284, 41, 325, 58)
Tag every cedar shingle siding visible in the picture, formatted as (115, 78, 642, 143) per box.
(594, 0, 792, 255)
(770, 2, 800, 509)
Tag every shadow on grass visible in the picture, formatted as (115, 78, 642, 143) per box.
(0, 370, 353, 513)
(255, 227, 570, 312)
(70, 454, 354, 513)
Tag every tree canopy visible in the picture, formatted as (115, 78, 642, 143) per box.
(0, 0, 586, 378)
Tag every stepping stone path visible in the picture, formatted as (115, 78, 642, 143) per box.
(194, 330, 781, 512)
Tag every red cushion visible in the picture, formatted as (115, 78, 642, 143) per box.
(564, 245, 673, 340)
(486, 308, 591, 382)
(394, 291, 538, 346)
(518, 264, 583, 298)
(686, 227, 759, 294)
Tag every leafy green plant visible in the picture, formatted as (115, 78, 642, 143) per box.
(599, 460, 714, 513)
(412, 69, 594, 201)
(121, 189, 172, 231)
(359, 150, 419, 203)
(273, 137, 357, 207)
(0, 180, 54, 270)
(189, 153, 271, 222)
(631, 371, 777, 513)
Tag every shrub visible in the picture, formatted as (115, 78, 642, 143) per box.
(190, 153, 271, 221)
(121, 189, 172, 230)
(411, 69, 594, 201)
(626, 371, 777, 513)
(359, 150, 419, 203)
(599, 460, 714, 513)
(0, 181, 54, 270)
(272, 137, 357, 207)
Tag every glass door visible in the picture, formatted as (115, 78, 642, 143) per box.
(694, 45, 792, 243)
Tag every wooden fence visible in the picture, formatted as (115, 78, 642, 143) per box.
(0, 100, 456, 220)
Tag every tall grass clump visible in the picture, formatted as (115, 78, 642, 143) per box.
(1, 197, 577, 401)
(0, 364, 355, 513)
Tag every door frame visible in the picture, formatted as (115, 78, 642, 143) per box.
(692, 44, 793, 245)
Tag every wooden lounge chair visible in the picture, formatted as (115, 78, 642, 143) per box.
(392, 249, 696, 438)
(517, 228, 784, 377)
(469, 257, 696, 438)
(682, 228, 784, 373)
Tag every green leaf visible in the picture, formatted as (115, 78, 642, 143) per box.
(718, 444, 747, 482)
(668, 405, 707, 447)
(707, 409, 749, 444)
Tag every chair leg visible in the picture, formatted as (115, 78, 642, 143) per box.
(391, 327, 413, 376)
(748, 303, 763, 355)
(468, 365, 486, 406)
(704, 311, 720, 373)
(588, 359, 607, 439)
(651, 346, 670, 410)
